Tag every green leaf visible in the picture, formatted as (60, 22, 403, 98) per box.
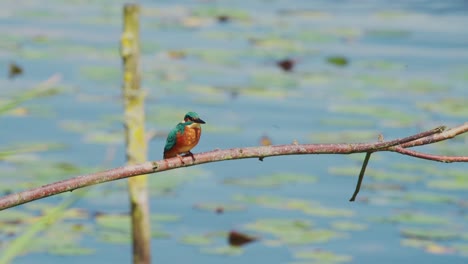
(400, 228, 459, 241)
(245, 218, 345, 245)
(235, 195, 354, 217)
(375, 212, 450, 225)
(224, 173, 316, 188)
(180, 234, 214, 246)
(200, 246, 244, 256)
(293, 249, 352, 263)
(330, 221, 367, 231)
(326, 56, 349, 67)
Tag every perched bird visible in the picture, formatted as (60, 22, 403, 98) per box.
(163, 112, 205, 160)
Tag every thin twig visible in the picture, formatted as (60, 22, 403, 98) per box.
(391, 146, 468, 163)
(349, 152, 372, 202)
(400, 123, 468, 148)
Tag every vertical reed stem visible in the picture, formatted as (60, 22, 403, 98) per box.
(121, 4, 151, 264)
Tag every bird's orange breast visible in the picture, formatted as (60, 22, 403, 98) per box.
(176, 125, 201, 152)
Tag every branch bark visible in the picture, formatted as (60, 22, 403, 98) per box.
(0, 123, 466, 210)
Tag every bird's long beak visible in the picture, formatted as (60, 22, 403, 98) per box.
(195, 118, 206, 124)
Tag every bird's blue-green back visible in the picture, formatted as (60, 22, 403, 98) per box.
(164, 121, 193, 152)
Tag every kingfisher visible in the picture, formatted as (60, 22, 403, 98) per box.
(163, 112, 205, 160)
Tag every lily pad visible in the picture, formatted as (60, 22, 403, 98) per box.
(79, 66, 120, 83)
(224, 173, 316, 188)
(149, 167, 210, 195)
(98, 230, 132, 244)
(0, 143, 66, 161)
(417, 98, 468, 117)
(293, 249, 352, 263)
(235, 195, 354, 217)
(319, 118, 374, 127)
(83, 131, 123, 144)
(400, 228, 459, 241)
(193, 202, 246, 213)
(310, 130, 379, 143)
(427, 177, 468, 191)
(47, 245, 95, 256)
(330, 221, 367, 231)
(245, 218, 345, 245)
(326, 56, 349, 67)
(402, 192, 456, 204)
(180, 234, 214, 246)
(375, 212, 450, 225)
(366, 29, 411, 39)
(200, 246, 244, 256)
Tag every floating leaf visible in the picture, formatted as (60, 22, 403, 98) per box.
(228, 231, 258, 247)
(245, 218, 345, 245)
(98, 230, 131, 244)
(375, 212, 450, 225)
(95, 213, 130, 230)
(326, 56, 348, 67)
(48, 246, 95, 256)
(427, 177, 468, 191)
(320, 118, 374, 127)
(79, 66, 120, 83)
(366, 29, 411, 38)
(250, 71, 299, 90)
(83, 131, 123, 144)
(0, 143, 66, 161)
(417, 98, 468, 117)
(151, 214, 180, 223)
(356, 60, 406, 71)
(402, 192, 456, 204)
(311, 130, 378, 143)
(201, 246, 244, 256)
(235, 195, 354, 217)
(330, 104, 420, 126)
(180, 234, 214, 246)
(277, 58, 296, 72)
(193, 202, 245, 214)
(250, 37, 304, 52)
(224, 173, 316, 188)
(293, 249, 352, 263)
(330, 167, 421, 183)
(331, 221, 367, 231)
(401, 228, 459, 241)
(149, 168, 210, 195)
(8, 62, 23, 79)
(453, 244, 468, 256)
(191, 6, 250, 21)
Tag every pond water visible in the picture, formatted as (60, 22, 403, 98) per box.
(0, 0, 467, 263)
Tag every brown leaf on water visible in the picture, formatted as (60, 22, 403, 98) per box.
(277, 58, 295, 72)
(9, 62, 23, 79)
(217, 15, 230, 23)
(228, 230, 258, 247)
(167, 50, 186, 60)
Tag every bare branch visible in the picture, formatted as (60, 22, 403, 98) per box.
(400, 122, 468, 148)
(391, 146, 468, 163)
(0, 124, 466, 211)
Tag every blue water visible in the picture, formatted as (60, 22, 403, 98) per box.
(1, 0, 467, 263)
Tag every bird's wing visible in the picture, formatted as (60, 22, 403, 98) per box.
(164, 123, 186, 152)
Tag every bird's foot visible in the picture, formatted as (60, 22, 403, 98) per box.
(182, 151, 196, 161)
(176, 154, 185, 164)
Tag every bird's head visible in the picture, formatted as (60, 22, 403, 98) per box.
(184, 112, 205, 124)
